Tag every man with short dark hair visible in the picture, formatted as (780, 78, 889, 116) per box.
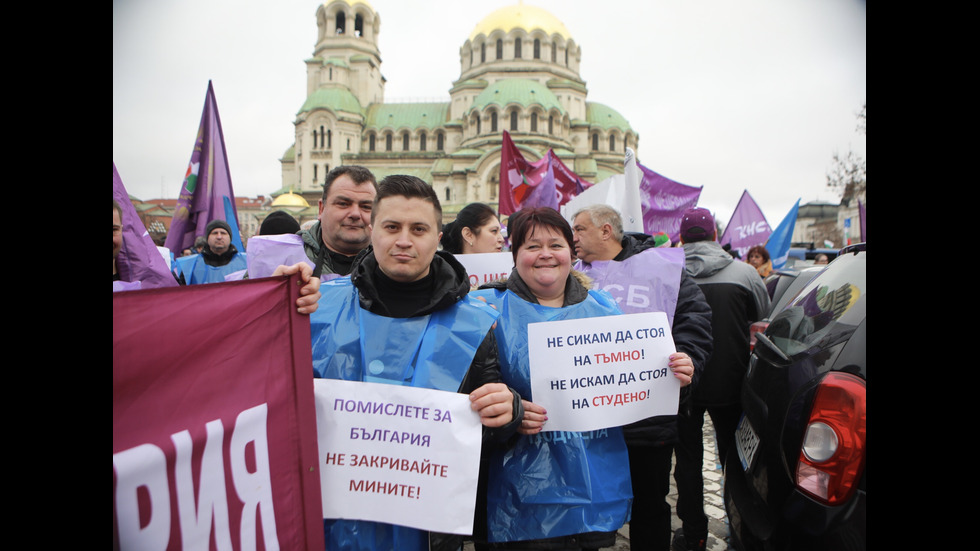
(571, 203, 713, 551)
(671, 207, 770, 551)
(310, 174, 522, 551)
(300, 165, 379, 276)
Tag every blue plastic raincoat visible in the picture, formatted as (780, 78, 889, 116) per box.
(309, 276, 500, 550)
(468, 286, 633, 543)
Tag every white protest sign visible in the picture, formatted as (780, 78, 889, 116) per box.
(452, 252, 512, 287)
(313, 379, 483, 534)
(528, 311, 679, 432)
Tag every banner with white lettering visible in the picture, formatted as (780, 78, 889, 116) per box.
(528, 311, 679, 432)
(453, 252, 513, 288)
(112, 275, 324, 551)
(314, 379, 483, 535)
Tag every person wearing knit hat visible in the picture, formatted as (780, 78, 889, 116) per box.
(259, 210, 301, 236)
(178, 218, 247, 284)
(671, 206, 770, 551)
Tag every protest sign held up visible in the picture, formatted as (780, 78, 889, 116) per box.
(313, 379, 483, 535)
(529, 311, 680, 433)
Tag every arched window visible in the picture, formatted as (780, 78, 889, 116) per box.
(319, 126, 325, 149)
(515, 38, 522, 58)
(531, 112, 538, 132)
(403, 132, 410, 151)
(313, 164, 318, 182)
(369, 134, 376, 152)
(552, 42, 557, 62)
(510, 111, 518, 131)
(476, 115, 481, 135)
(491, 111, 498, 132)
(420, 132, 427, 151)
(609, 134, 616, 152)
(481, 43, 486, 63)
(445, 188, 450, 201)
(327, 129, 332, 149)
(437, 132, 444, 151)
(385, 133, 392, 152)
(335, 12, 345, 34)
(312, 129, 318, 148)
(534, 39, 541, 59)
(496, 39, 503, 60)
(548, 115, 554, 135)
(329, 66, 333, 80)
(565, 48, 568, 66)
(470, 49, 473, 66)
(354, 14, 363, 37)
(592, 133, 599, 151)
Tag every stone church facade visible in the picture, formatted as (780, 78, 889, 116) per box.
(278, 0, 638, 221)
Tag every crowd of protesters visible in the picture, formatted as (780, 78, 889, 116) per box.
(114, 164, 781, 551)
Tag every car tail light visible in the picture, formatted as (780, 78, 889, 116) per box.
(796, 371, 866, 505)
(748, 321, 768, 351)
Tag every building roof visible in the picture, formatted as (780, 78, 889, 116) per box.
(322, 0, 373, 9)
(471, 78, 564, 113)
(298, 86, 363, 116)
(469, 3, 572, 41)
(365, 102, 450, 131)
(586, 102, 632, 132)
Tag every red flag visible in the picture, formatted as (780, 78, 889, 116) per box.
(498, 131, 528, 217)
(113, 275, 324, 550)
(498, 132, 592, 217)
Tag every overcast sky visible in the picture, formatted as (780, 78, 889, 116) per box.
(113, 0, 865, 229)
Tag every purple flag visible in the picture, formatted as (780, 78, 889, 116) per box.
(637, 162, 702, 242)
(164, 81, 244, 257)
(719, 190, 771, 260)
(113, 163, 179, 289)
(524, 154, 559, 211)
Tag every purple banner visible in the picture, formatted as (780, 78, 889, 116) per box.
(113, 163, 179, 290)
(637, 162, 702, 243)
(574, 247, 685, 327)
(719, 190, 771, 260)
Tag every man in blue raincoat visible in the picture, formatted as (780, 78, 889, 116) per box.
(177, 219, 247, 284)
(309, 174, 523, 551)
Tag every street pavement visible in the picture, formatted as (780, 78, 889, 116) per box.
(466, 412, 733, 550)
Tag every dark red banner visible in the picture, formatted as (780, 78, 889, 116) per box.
(113, 275, 323, 550)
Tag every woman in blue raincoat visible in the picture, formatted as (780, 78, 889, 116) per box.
(471, 207, 694, 550)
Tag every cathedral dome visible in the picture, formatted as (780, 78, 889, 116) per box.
(471, 78, 563, 113)
(271, 191, 310, 208)
(469, 3, 572, 41)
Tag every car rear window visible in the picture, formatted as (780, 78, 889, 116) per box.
(765, 250, 866, 358)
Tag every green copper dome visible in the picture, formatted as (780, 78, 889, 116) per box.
(586, 102, 631, 132)
(297, 86, 363, 116)
(471, 79, 563, 113)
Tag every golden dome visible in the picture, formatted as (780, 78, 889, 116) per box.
(271, 191, 310, 208)
(469, 3, 572, 42)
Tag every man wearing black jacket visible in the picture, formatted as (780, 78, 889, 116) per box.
(310, 175, 523, 551)
(672, 207, 770, 551)
(572, 204, 713, 551)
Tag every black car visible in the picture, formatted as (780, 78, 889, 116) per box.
(750, 265, 826, 350)
(725, 243, 866, 550)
